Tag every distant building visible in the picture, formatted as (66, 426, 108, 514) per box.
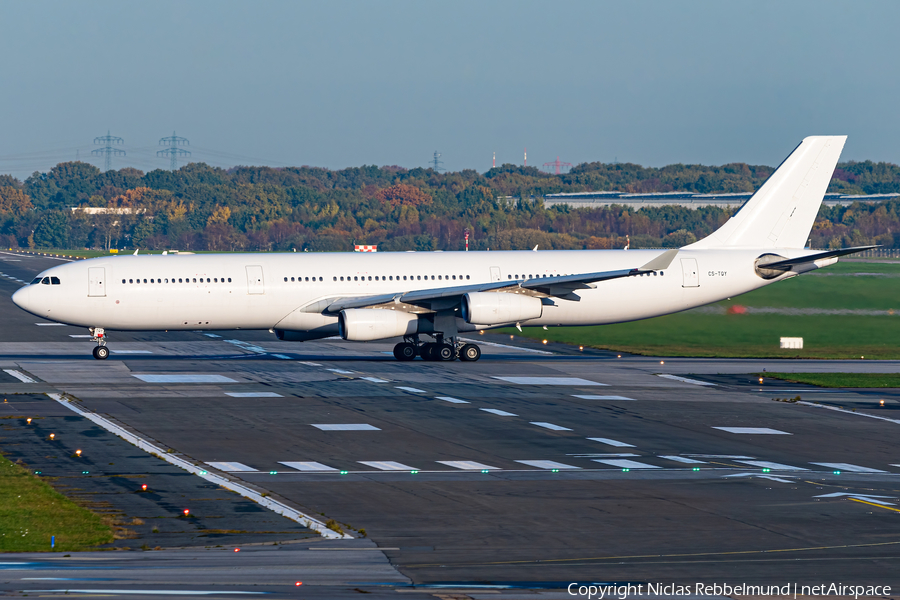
(542, 191, 900, 210)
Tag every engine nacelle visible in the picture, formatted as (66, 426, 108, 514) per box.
(461, 292, 543, 325)
(339, 309, 419, 341)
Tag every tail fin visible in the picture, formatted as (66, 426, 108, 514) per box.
(687, 136, 846, 249)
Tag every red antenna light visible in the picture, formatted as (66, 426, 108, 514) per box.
(542, 156, 572, 175)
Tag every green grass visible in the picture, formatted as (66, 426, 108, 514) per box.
(0, 452, 113, 551)
(762, 373, 900, 388)
(507, 261, 900, 359)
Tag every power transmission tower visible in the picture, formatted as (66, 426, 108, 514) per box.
(157, 131, 191, 170)
(92, 130, 125, 171)
(431, 151, 444, 172)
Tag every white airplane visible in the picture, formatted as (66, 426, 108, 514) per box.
(13, 136, 870, 362)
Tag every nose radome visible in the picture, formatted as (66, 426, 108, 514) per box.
(12, 286, 34, 313)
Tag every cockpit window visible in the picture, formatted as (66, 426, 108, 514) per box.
(31, 277, 41, 285)
(50, 277, 60, 285)
(41, 277, 50, 285)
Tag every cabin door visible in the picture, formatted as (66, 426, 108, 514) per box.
(681, 258, 699, 288)
(88, 267, 106, 297)
(489, 266, 501, 282)
(246, 265, 265, 294)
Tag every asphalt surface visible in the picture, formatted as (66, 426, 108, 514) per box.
(1, 251, 899, 598)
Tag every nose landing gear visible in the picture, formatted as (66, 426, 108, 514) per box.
(90, 327, 109, 360)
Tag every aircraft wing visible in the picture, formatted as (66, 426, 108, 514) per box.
(322, 249, 679, 313)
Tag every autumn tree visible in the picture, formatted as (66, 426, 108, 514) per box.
(375, 184, 432, 208)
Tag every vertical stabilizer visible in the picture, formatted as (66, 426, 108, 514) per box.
(687, 136, 846, 249)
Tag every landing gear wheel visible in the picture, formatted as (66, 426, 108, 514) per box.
(458, 343, 481, 362)
(93, 346, 109, 360)
(437, 344, 456, 361)
(420, 343, 437, 361)
(393, 342, 417, 361)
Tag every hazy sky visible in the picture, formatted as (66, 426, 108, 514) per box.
(1, 1, 898, 179)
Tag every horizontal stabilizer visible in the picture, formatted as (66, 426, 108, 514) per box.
(760, 245, 877, 271)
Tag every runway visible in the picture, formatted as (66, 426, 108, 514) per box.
(1, 252, 899, 597)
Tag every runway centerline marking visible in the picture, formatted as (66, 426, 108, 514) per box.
(360, 377, 389, 383)
(587, 437, 635, 448)
(735, 460, 808, 471)
(359, 461, 418, 471)
(35, 322, 66, 326)
(573, 395, 635, 401)
(436, 396, 469, 404)
(811, 462, 887, 473)
(480, 408, 517, 416)
(531, 422, 572, 431)
(493, 376, 607, 386)
(437, 460, 500, 470)
(225, 392, 283, 398)
(205, 461, 257, 472)
(713, 427, 791, 435)
(279, 461, 338, 472)
(396, 386, 427, 393)
(311, 423, 381, 431)
(515, 460, 580, 470)
(593, 459, 661, 469)
(661, 455, 706, 464)
(131, 374, 237, 384)
(657, 374, 716, 386)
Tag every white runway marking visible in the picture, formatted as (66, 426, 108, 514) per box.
(298, 361, 322, 366)
(657, 374, 716, 386)
(735, 460, 808, 471)
(359, 461, 418, 471)
(437, 460, 499, 470)
(35, 322, 65, 326)
(480, 408, 518, 416)
(516, 460, 580, 470)
(271, 354, 292, 360)
(686, 454, 756, 459)
(395, 386, 427, 393)
(459, 337, 553, 354)
(279, 461, 338, 472)
(436, 396, 469, 404)
(311, 423, 381, 431)
(3, 369, 35, 383)
(131, 374, 237, 384)
(811, 462, 887, 473)
(112, 350, 153, 354)
(28, 590, 263, 596)
(360, 377, 388, 383)
(531, 422, 572, 431)
(587, 437, 635, 448)
(572, 395, 635, 401)
(493, 376, 607, 386)
(327, 368, 354, 374)
(205, 461, 257, 472)
(69, 334, 93, 338)
(226, 339, 267, 353)
(593, 459, 661, 469)
(713, 427, 791, 435)
(203, 333, 222, 338)
(225, 392, 283, 398)
(661, 455, 706, 464)
(568, 453, 639, 458)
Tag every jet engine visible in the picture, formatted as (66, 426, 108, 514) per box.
(339, 309, 419, 341)
(461, 292, 542, 325)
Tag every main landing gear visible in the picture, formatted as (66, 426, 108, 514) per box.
(90, 327, 109, 360)
(392, 336, 481, 362)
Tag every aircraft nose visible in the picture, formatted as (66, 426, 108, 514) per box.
(12, 286, 35, 314)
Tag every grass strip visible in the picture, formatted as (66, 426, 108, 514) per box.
(0, 452, 113, 551)
(760, 373, 900, 388)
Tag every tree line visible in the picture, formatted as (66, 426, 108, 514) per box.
(0, 158, 899, 252)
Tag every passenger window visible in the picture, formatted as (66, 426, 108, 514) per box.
(452, 275, 456, 280)
(417, 276, 421, 280)
(51, 277, 60, 285)
(207, 278, 210, 283)
(403, 276, 406, 280)
(228, 277, 232, 282)
(178, 278, 182, 283)
(431, 275, 435, 280)
(368, 276, 372, 281)
(375, 276, 379, 281)
(340, 277, 344, 281)
(466, 275, 470, 280)
(143, 279, 147, 283)
(290, 277, 294, 282)
(122, 279, 126, 284)
(151, 279, 155, 283)
(284, 277, 288, 282)
(192, 278, 196, 283)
